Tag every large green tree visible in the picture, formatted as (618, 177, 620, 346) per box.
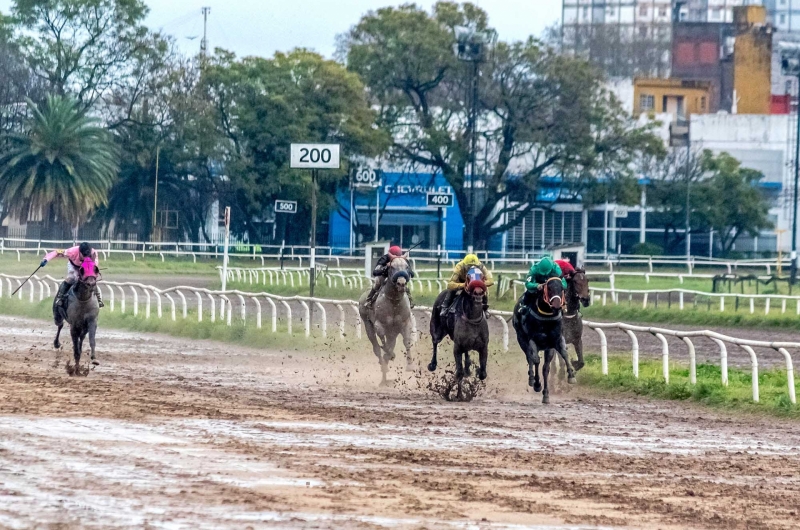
(10, 0, 153, 108)
(342, 2, 661, 249)
(0, 95, 117, 228)
(203, 48, 388, 242)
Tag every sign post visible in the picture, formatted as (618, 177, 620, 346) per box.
(427, 192, 454, 279)
(221, 206, 230, 291)
(291, 143, 341, 297)
(351, 166, 382, 245)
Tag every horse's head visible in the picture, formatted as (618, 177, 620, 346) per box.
(543, 276, 564, 311)
(78, 256, 98, 290)
(571, 268, 591, 307)
(388, 256, 411, 293)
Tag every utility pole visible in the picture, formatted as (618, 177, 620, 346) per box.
(685, 144, 692, 258)
(780, 43, 800, 283)
(200, 7, 211, 57)
(152, 146, 160, 241)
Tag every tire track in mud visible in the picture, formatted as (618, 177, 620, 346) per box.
(0, 314, 799, 529)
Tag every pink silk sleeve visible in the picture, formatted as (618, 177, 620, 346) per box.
(43, 250, 63, 261)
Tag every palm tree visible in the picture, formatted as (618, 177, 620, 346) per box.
(0, 95, 117, 230)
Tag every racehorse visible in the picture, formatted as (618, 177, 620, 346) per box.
(428, 274, 490, 382)
(561, 267, 591, 372)
(53, 256, 101, 373)
(513, 276, 576, 404)
(358, 256, 415, 385)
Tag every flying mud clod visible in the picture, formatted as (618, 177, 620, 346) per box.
(426, 370, 484, 402)
(65, 361, 91, 377)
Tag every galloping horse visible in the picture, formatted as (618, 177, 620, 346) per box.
(358, 256, 415, 385)
(428, 275, 490, 381)
(513, 276, 576, 404)
(562, 268, 591, 372)
(53, 257, 101, 372)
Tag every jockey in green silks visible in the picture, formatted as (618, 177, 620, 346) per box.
(520, 256, 567, 314)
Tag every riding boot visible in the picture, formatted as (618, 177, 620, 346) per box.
(95, 287, 105, 308)
(520, 289, 536, 316)
(55, 281, 71, 307)
(364, 282, 380, 308)
(440, 290, 455, 317)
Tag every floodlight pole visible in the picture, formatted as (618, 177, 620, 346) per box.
(792, 71, 800, 284)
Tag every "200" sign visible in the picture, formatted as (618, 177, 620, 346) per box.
(290, 143, 340, 169)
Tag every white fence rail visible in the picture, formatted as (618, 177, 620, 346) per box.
(0, 273, 796, 405)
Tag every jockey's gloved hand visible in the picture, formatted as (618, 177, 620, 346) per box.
(40, 259, 47, 267)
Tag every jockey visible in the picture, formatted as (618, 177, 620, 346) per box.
(440, 253, 494, 316)
(555, 258, 576, 281)
(520, 256, 566, 315)
(40, 242, 104, 308)
(364, 245, 415, 308)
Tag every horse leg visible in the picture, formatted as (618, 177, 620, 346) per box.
(364, 319, 388, 386)
(454, 344, 465, 381)
(477, 344, 488, 381)
(401, 326, 415, 372)
(89, 320, 99, 366)
(557, 336, 577, 384)
(54, 324, 63, 349)
(542, 349, 555, 404)
(376, 323, 395, 361)
(463, 351, 472, 377)
(573, 336, 585, 371)
(528, 339, 542, 393)
(70, 328, 81, 374)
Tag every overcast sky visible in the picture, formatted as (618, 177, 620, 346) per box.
(0, 0, 563, 59)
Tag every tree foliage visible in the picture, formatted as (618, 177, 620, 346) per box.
(0, 95, 117, 227)
(203, 48, 388, 240)
(342, 1, 662, 248)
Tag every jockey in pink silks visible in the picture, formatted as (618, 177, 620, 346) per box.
(40, 242, 104, 308)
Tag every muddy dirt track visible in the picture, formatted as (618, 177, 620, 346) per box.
(1, 315, 799, 529)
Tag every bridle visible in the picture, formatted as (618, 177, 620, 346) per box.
(543, 276, 563, 308)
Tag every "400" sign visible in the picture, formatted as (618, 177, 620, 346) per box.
(427, 192, 454, 207)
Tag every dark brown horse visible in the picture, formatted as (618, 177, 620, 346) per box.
(561, 268, 591, 372)
(428, 279, 489, 382)
(513, 277, 576, 404)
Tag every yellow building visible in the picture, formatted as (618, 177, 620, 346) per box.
(633, 78, 712, 120)
(732, 6, 772, 115)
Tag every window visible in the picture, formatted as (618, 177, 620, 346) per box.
(659, 7, 667, 17)
(712, 8, 722, 20)
(582, 6, 589, 19)
(699, 42, 718, 64)
(700, 96, 707, 112)
(640, 5, 648, 17)
(640, 94, 655, 111)
(781, 14, 787, 24)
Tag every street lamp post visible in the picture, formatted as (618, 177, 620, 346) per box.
(455, 26, 486, 251)
(780, 43, 800, 283)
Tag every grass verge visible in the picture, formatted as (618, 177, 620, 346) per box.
(580, 354, 799, 419)
(583, 304, 800, 331)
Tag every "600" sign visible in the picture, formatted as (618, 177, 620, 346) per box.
(352, 166, 381, 187)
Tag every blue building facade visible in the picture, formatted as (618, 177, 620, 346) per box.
(329, 172, 464, 250)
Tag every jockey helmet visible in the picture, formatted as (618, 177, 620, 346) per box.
(389, 245, 403, 257)
(463, 253, 480, 266)
(534, 256, 556, 276)
(79, 242, 92, 257)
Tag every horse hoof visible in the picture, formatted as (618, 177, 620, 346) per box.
(427, 362, 437, 372)
(379, 380, 391, 388)
(573, 360, 585, 371)
(533, 381, 542, 393)
(53, 341, 60, 350)
(478, 369, 487, 381)
(405, 362, 416, 373)
(91, 360, 100, 366)
(568, 376, 577, 384)
(542, 395, 550, 404)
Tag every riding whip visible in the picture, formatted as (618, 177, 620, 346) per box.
(11, 265, 43, 296)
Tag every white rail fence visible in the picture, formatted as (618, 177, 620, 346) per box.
(0, 273, 796, 405)
(0, 237, 788, 272)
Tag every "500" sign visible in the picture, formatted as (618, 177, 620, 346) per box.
(273, 200, 298, 214)
(290, 143, 340, 169)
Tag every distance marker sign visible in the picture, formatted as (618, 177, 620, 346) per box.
(274, 200, 298, 214)
(290, 143, 340, 169)
(427, 192, 454, 207)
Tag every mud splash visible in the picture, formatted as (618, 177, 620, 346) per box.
(426, 370, 485, 402)
(65, 361, 90, 377)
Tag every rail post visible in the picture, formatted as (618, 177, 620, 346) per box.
(681, 337, 696, 385)
(594, 327, 608, 375)
(280, 300, 292, 335)
(776, 348, 796, 404)
(624, 329, 639, 378)
(314, 301, 327, 338)
(299, 300, 310, 337)
(251, 297, 262, 328)
(130, 287, 139, 317)
(654, 332, 669, 383)
(236, 293, 246, 323)
(335, 304, 346, 339)
(265, 297, 277, 332)
(710, 338, 728, 386)
(144, 289, 151, 319)
(739, 345, 759, 403)
(165, 293, 176, 321)
(207, 293, 215, 322)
